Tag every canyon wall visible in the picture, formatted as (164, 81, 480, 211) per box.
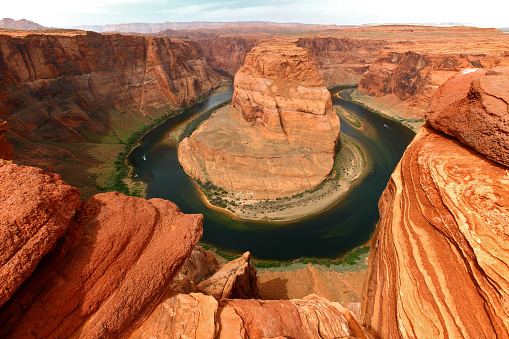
(357, 31, 509, 120)
(362, 67, 509, 338)
(196, 36, 386, 87)
(178, 41, 341, 199)
(0, 30, 221, 143)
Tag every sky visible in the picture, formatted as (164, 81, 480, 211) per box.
(2, 0, 507, 29)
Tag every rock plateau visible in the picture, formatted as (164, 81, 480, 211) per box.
(362, 68, 509, 338)
(178, 41, 340, 199)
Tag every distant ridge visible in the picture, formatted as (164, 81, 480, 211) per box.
(0, 18, 46, 30)
(72, 21, 347, 34)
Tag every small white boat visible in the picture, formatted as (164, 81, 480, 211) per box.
(142, 154, 147, 160)
(384, 124, 389, 128)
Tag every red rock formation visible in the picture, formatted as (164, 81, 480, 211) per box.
(196, 36, 260, 75)
(0, 188, 203, 338)
(0, 121, 13, 161)
(295, 37, 387, 86)
(173, 245, 219, 286)
(197, 251, 259, 300)
(357, 36, 509, 120)
(0, 31, 220, 142)
(178, 41, 340, 199)
(131, 293, 371, 338)
(426, 66, 509, 167)
(0, 164, 81, 308)
(362, 68, 509, 337)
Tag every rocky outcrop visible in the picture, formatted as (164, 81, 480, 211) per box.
(0, 121, 13, 161)
(0, 30, 220, 142)
(197, 251, 259, 300)
(173, 245, 219, 286)
(0, 166, 203, 338)
(0, 165, 81, 308)
(426, 67, 509, 167)
(131, 293, 371, 338)
(178, 41, 340, 199)
(362, 68, 509, 338)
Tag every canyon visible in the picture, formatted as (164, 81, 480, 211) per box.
(178, 41, 341, 200)
(0, 22, 508, 338)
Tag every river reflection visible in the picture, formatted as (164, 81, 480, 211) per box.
(129, 87, 415, 260)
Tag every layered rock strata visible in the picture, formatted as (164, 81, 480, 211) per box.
(130, 293, 371, 339)
(362, 69, 509, 338)
(0, 30, 220, 142)
(0, 165, 203, 338)
(179, 42, 340, 199)
(357, 37, 509, 120)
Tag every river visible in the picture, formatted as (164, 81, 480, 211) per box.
(128, 86, 415, 260)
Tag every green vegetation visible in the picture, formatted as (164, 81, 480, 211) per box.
(335, 105, 361, 128)
(97, 108, 184, 197)
(198, 243, 371, 269)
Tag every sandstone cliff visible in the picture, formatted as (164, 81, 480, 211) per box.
(356, 27, 509, 121)
(196, 36, 386, 87)
(178, 41, 340, 199)
(362, 68, 509, 338)
(0, 30, 221, 143)
(0, 165, 204, 338)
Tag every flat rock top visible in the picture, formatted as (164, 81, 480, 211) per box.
(193, 106, 313, 157)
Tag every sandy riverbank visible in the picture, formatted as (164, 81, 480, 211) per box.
(194, 134, 368, 222)
(337, 89, 425, 132)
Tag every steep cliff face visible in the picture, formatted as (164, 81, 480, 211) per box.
(295, 36, 387, 86)
(196, 36, 387, 87)
(362, 69, 509, 338)
(178, 41, 340, 199)
(357, 46, 509, 120)
(0, 31, 221, 142)
(0, 121, 13, 160)
(196, 36, 260, 75)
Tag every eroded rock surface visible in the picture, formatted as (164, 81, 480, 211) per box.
(198, 251, 259, 300)
(178, 41, 340, 199)
(0, 164, 81, 308)
(0, 190, 203, 338)
(131, 293, 370, 339)
(426, 66, 509, 167)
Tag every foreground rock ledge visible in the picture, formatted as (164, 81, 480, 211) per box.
(0, 169, 203, 338)
(178, 41, 340, 199)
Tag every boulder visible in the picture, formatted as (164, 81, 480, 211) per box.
(0, 164, 81, 308)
